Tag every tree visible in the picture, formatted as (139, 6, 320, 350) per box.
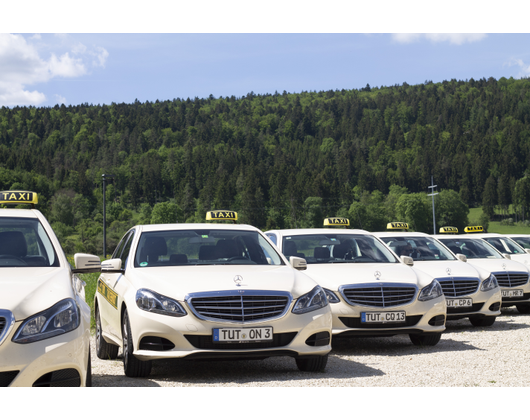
(151, 201, 182, 224)
(395, 193, 430, 232)
(482, 175, 497, 219)
(435, 189, 469, 232)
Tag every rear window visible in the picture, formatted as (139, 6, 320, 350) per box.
(0, 217, 59, 267)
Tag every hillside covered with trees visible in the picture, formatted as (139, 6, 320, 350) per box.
(1, 76, 530, 255)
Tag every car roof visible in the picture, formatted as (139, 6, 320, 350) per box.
(373, 231, 430, 237)
(0, 208, 41, 218)
(265, 228, 372, 236)
(135, 223, 262, 233)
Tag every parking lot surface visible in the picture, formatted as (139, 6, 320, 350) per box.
(91, 307, 530, 387)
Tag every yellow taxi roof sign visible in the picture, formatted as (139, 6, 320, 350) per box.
(464, 226, 484, 233)
(387, 222, 409, 230)
(206, 210, 238, 223)
(0, 191, 38, 207)
(439, 226, 458, 234)
(323, 217, 350, 227)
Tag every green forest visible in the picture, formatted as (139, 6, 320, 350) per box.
(1, 76, 530, 256)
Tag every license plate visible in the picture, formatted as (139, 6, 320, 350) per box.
(213, 327, 273, 342)
(447, 298, 472, 307)
(502, 289, 524, 298)
(361, 311, 406, 323)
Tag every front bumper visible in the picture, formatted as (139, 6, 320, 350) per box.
(330, 295, 446, 338)
(0, 302, 90, 387)
(445, 287, 502, 320)
(126, 302, 332, 361)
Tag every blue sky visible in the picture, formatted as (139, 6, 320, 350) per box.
(2, 2, 530, 107)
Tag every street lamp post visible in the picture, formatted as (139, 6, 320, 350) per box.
(427, 176, 438, 235)
(102, 173, 114, 258)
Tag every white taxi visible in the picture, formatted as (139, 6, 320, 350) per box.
(375, 225, 501, 327)
(0, 191, 100, 387)
(468, 230, 530, 267)
(435, 232, 530, 314)
(94, 211, 332, 377)
(265, 218, 446, 346)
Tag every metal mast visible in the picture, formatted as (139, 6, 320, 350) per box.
(427, 176, 438, 234)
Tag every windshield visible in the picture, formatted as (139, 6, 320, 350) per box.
(134, 229, 284, 267)
(0, 217, 59, 267)
(380, 236, 455, 261)
(483, 237, 527, 255)
(511, 236, 530, 250)
(281, 233, 398, 264)
(437, 237, 503, 259)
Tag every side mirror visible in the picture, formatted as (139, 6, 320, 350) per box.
(400, 255, 414, 266)
(73, 253, 101, 273)
(101, 258, 124, 273)
(290, 256, 307, 271)
(503, 254, 512, 260)
(456, 253, 467, 262)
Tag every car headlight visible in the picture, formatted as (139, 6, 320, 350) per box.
(481, 274, 498, 292)
(292, 286, 329, 314)
(12, 298, 80, 344)
(323, 288, 341, 303)
(418, 280, 444, 302)
(136, 289, 187, 317)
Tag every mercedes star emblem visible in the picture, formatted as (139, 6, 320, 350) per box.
(234, 275, 243, 286)
(374, 271, 381, 280)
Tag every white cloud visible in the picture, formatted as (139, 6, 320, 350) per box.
(505, 58, 530, 77)
(392, 33, 487, 45)
(0, 33, 109, 107)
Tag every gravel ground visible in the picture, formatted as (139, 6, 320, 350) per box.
(91, 307, 530, 387)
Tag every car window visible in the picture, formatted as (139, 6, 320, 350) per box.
(485, 237, 527, 255)
(282, 233, 398, 264)
(134, 229, 284, 267)
(0, 217, 59, 267)
(120, 230, 136, 269)
(381, 236, 455, 261)
(438, 238, 503, 259)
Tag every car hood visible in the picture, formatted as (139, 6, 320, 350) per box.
(301, 262, 433, 290)
(466, 258, 530, 275)
(0, 267, 74, 321)
(126, 264, 318, 301)
(412, 260, 485, 280)
(505, 254, 530, 267)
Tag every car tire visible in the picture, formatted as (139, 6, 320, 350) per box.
(122, 309, 152, 377)
(516, 303, 530, 314)
(295, 354, 328, 372)
(409, 332, 442, 346)
(469, 316, 496, 327)
(85, 349, 92, 387)
(96, 306, 119, 360)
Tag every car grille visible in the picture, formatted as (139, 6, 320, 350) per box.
(438, 277, 479, 297)
(340, 284, 417, 308)
(187, 291, 291, 323)
(493, 272, 529, 288)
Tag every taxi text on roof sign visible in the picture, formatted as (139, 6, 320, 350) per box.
(387, 222, 409, 230)
(439, 226, 459, 234)
(464, 226, 484, 233)
(0, 190, 38, 205)
(323, 217, 350, 227)
(206, 210, 238, 222)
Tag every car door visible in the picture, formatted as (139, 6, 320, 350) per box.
(98, 229, 135, 342)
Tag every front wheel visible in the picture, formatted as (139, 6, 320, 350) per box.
(469, 316, 497, 327)
(409, 333, 442, 346)
(295, 354, 328, 372)
(122, 310, 152, 377)
(516, 303, 530, 314)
